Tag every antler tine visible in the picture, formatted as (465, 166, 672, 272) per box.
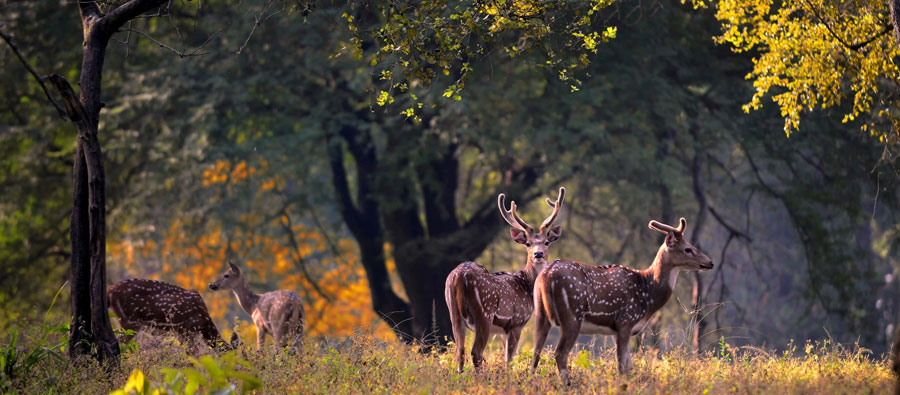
(648, 219, 678, 234)
(498, 193, 530, 233)
(509, 200, 534, 233)
(540, 187, 566, 233)
(676, 217, 687, 234)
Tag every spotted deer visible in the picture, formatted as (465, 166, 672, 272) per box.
(208, 262, 305, 354)
(531, 217, 713, 384)
(107, 278, 237, 351)
(444, 187, 566, 373)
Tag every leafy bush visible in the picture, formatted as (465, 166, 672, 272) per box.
(0, 283, 68, 392)
(111, 351, 261, 395)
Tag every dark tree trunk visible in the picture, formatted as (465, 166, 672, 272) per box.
(326, 128, 415, 342)
(48, 0, 172, 366)
(328, 120, 544, 345)
(69, 143, 92, 356)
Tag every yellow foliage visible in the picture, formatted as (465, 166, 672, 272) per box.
(712, 0, 900, 142)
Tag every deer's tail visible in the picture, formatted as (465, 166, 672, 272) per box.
(536, 265, 559, 327)
(445, 265, 470, 345)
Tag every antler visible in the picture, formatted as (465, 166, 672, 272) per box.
(648, 217, 687, 236)
(498, 193, 533, 234)
(540, 187, 566, 233)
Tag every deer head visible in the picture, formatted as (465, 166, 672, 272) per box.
(208, 261, 244, 291)
(498, 187, 566, 275)
(648, 217, 713, 270)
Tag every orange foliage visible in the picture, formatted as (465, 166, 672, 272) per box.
(108, 159, 398, 342)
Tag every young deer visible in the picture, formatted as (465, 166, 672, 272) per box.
(531, 217, 713, 384)
(108, 278, 237, 351)
(444, 187, 565, 373)
(208, 262, 305, 354)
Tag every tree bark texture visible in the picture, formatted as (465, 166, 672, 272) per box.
(52, 0, 170, 366)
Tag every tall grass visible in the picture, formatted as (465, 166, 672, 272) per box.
(1, 322, 894, 394)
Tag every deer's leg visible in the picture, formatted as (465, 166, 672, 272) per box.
(615, 326, 634, 376)
(470, 317, 492, 373)
(504, 328, 522, 368)
(554, 318, 581, 386)
(531, 304, 551, 374)
(256, 326, 266, 352)
(450, 318, 467, 373)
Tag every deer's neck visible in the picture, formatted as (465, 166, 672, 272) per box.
(231, 279, 261, 315)
(641, 246, 679, 313)
(518, 257, 540, 291)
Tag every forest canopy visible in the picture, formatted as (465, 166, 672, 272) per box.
(1, 0, 899, 365)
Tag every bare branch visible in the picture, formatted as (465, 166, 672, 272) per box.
(0, 24, 69, 120)
(278, 201, 334, 303)
(708, 206, 753, 241)
(119, 28, 209, 57)
(237, 0, 276, 54)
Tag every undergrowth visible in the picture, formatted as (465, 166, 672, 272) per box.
(0, 323, 894, 394)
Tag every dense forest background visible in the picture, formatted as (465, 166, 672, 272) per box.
(2, 0, 900, 356)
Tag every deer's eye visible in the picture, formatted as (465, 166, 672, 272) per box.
(544, 241, 550, 246)
(525, 242, 531, 247)
(224, 274, 230, 278)
(684, 248, 693, 254)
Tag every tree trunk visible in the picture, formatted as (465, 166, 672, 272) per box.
(326, 130, 415, 342)
(69, 142, 92, 356)
(53, 0, 171, 366)
(358, 237, 415, 343)
(391, 236, 471, 345)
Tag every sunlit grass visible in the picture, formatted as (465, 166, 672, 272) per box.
(3, 323, 894, 394)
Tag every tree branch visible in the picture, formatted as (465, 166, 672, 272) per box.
(46, 74, 86, 123)
(0, 25, 69, 120)
(104, 0, 171, 34)
(277, 202, 334, 303)
(799, 0, 890, 52)
(119, 28, 210, 57)
(708, 206, 753, 242)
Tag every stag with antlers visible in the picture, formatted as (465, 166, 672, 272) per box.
(531, 217, 713, 384)
(444, 187, 566, 373)
(209, 262, 305, 354)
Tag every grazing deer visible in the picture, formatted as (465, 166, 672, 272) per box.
(531, 217, 713, 384)
(444, 187, 566, 373)
(208, 262, 305, 354)
(107, 278, 237, 351)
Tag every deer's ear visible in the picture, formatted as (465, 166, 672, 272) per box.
(510, 228, 528, 244)
(546, 225, 563, 243)
(665, 233, 679, 247)
(228, 261, 241, 275)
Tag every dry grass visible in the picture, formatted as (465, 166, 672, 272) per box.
(4, 325, 895, 394)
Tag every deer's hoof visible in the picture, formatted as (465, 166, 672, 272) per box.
(559, 369, 570, 386)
